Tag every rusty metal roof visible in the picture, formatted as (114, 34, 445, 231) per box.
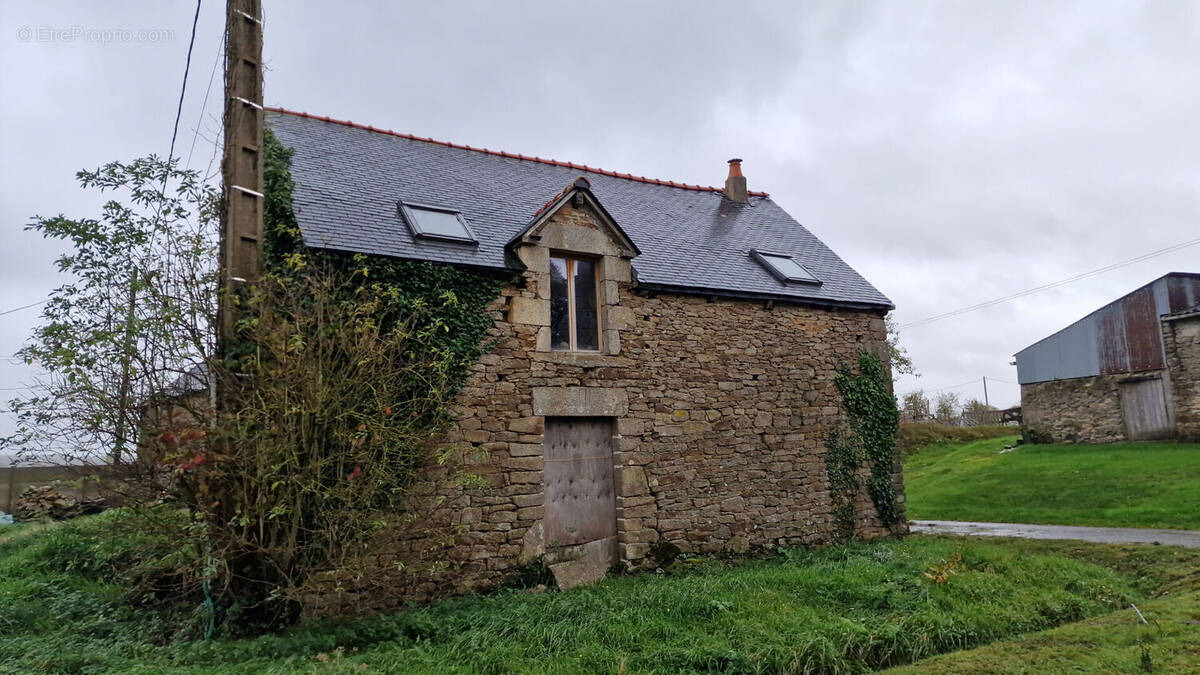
(1015, 272, 1200, 384)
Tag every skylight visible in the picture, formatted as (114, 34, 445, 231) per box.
(399, 201, 477, 244)
(751, 249, 821, 284)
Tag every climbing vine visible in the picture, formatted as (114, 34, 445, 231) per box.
(828, 352, 903, 533)
(258, 129, 507, 382)
(168, 131, 509, 626)
(824, 419, 862, 542)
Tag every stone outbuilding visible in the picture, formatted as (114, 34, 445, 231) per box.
(1015, 272, 1200, 443)
(267, 109, 902, 601)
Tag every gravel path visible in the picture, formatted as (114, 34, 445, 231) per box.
(910, 520, 1200, 548)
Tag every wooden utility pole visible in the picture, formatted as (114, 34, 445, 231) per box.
(218, 0, 264, 344)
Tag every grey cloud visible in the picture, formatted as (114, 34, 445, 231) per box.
(2, 0, 1197, 443)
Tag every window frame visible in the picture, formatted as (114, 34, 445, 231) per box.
(549, 254, 602, 352)
(750, 249, 822, 285)
(398, 200, 479, 245)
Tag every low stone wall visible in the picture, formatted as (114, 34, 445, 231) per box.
(1163, 313, 1200, 441)
(0, 465, 102, 514)
(1021, 375, 1126, 444)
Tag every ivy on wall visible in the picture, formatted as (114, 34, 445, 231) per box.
(261, 129, 507, 390)
(175, 131, 510, 624)
(824, 419, 862, 542)
(827, 352, 903, 534)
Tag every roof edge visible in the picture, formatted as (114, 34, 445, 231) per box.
(265, 107, 770, 198)
(1013, 271, 1200, 356)
(635, 282, 894, 313)
(507, 177, 641, 257)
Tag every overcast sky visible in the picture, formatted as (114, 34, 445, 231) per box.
(2, 1, 1198, 461)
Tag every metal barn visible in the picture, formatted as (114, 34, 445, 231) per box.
(1015, 272, 1200, 441)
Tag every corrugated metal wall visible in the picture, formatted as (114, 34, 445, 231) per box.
(1015, 273, 1200, 384)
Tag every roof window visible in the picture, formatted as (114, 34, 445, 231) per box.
(398, 201, 477, 244)
(751, 249, 821, 284)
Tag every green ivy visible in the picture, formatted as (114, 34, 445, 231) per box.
(830, 352, 903, 531)
(823, 420, 862, 542)
(261, 129, 506, 393)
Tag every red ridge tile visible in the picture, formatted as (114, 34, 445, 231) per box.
(264, 107, 771, 198)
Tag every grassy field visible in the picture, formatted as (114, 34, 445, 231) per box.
(904, 437, 1200, 529)
(886, 590, 1200, 674)
(3, 512, 1200, 673)
(896, 422, 1017, 454)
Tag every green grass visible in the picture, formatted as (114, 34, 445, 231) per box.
(897, 423, 1017, 455)
(886, 590, 1200, 674)
(4, 511, 1200, 674)
(904, 437, 1200, 529)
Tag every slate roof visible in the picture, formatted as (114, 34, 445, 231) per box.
(267, 109, 893, 311)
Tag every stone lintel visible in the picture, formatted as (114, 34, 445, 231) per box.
(532, 386, 628, 417)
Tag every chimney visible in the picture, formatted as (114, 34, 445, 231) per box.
(724, 158, 748, 203)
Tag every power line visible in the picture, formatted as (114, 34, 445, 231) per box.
(925, 378, 982, 393)
(167, 0, 204, 168)
(186, 7, 225, 170)
(900, 235, 1200, 329)
(203, 35, 227, 183)
(0, 300, 47, 317)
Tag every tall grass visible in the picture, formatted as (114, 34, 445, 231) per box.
(2, 513, 1176, 674)
(897, 422, 1017, 454)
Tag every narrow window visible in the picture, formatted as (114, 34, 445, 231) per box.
(549, 256, 600, 351)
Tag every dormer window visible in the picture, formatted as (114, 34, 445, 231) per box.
(751, 249, 821, 284)
(398, 201, 477, 244)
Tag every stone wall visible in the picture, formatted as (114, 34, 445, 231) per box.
(1020, 375, 1127, 444)
(1163, 313, 1200, 441)
(302, 194, 901, 614)
(1022, 313, 1200, 445)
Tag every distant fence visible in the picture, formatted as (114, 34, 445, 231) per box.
(1, 465, 103, 514)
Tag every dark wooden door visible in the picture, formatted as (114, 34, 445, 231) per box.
(1120, 377, 1172, 440)
(544, 417, 616, 547)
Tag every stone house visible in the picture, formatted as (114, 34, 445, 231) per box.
(267, 109, 902, 598)
(1016, 273, 1200, 444)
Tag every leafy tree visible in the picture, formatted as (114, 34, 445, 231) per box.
(934, 392, 962, 424)
(885, 315, 917, 377)
(962, 398, 995, 414)
(901, 390, 932, 420)
(3, 157, 217, 472)
(5, 138, 505, 629)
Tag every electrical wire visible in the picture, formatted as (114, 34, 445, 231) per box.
(900, 235, 1200, 329)
(168, 0, 204, 168)
(0, 300, 47, 317)
(186, 7, 224, 170)
(924, 378, 982, 393)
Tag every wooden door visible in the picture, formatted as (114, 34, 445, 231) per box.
(544, 417, 616, 547)
(1120, 377, 1172, 440)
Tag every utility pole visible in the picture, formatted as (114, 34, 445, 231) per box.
(218, 0, 264, 345)
(982, 376, 989, 408)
